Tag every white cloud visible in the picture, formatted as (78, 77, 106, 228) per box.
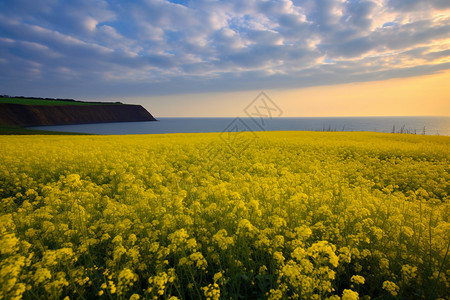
(0, 0, 449, 98)
(84, 17, 98, 31)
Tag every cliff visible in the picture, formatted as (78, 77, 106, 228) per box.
(0, 103, 156, 127)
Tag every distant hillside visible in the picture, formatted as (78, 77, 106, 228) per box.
(0, 96, 156, 127)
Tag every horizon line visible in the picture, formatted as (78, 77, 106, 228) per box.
(155, 115, 450, 118)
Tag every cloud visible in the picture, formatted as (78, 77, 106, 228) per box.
(425, 49, 450, 61)
(343, 0, 377, 30)
(387, 0, 450, 12)
(0, 0, 449, 98)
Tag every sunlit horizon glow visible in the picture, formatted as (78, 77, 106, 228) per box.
(129, 70, 450, 117)
(1, 0, 449, 117)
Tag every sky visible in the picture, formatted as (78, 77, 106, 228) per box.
(0, 0, 449, 117)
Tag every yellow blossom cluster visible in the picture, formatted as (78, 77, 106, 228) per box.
(0, 131, 449, 299)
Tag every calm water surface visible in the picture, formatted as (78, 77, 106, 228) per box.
(29, 117, 450, 136)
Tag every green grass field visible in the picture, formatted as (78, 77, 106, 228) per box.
(0, 97, 120, 106)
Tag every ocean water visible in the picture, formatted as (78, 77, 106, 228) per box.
(29, 116, 450, 136)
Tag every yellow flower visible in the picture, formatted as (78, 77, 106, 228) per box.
(259, 265, 268, 275)
(213, 272, 223, 284)
(401, 264, 417, 283)
(273, 251, 285, 265)
(307, 241, 339, 268)
(342, 289, 359, 300)
(350, 275, 365, 285)
(382, 280, 399, 296)
(190, 252, 208, 270)
(267, 288, 283, 300)
(212, 229, 234, 250)
(33, 267, 52, 285)
(202, 283, 220, 300)
(1, 129, 449, 299)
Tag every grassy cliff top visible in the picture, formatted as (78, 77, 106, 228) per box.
(0, 96, 123, 106)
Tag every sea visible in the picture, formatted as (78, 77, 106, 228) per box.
(29, 116, 450, 136)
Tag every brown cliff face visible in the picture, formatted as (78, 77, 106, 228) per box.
(0, 103, 156, 127)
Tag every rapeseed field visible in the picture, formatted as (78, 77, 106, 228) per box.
(0, 131, 449, 299)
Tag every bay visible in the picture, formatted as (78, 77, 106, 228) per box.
(29, 116, 450, 136)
